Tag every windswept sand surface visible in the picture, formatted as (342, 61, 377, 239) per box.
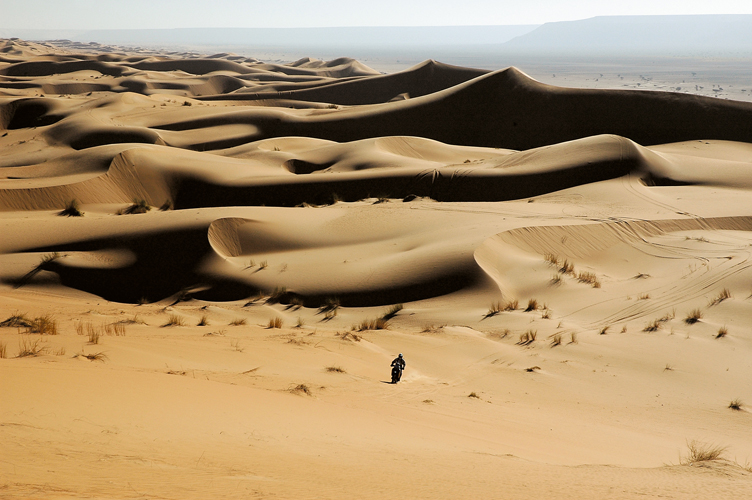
(2, 38, 752, 499)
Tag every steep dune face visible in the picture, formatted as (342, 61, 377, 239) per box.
(2, 40, 752, 499)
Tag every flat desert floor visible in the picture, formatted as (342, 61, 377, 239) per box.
(1, 38, 752, 499)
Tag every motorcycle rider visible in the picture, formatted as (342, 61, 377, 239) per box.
(390, 353, 405, 383)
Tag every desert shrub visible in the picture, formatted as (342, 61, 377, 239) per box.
(643, 319, 661, 332)
(504, 299, 518, 311)
(638, 293, 650, 300)
(559, 259, 575, 275)
(544, 253, 559, 266)
(684, 308, 703, 324)
(75, 351, 108, 362)
(550, 333, 562, 347)
(599, 326, 610, 335)
(0, 341, 6, 358)
(550, 274, 562, 285)
(525, 299, 539, 312)
(197, 314, 209, 326)
(230, 318, 247, 326)
(716, 326, 728, 338)
(266, 286, 287, 304)
(59, 199, 83, 217)
(87, 328, 100, 345)
(468, 392, 480, 399)
(325, 366, 346, 373)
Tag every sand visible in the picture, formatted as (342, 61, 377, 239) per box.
(1, 37, 752, 499)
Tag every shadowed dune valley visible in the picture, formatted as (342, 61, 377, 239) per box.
(2, 36, 752, 499)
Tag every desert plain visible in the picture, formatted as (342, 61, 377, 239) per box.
(1, 37, 752, 499)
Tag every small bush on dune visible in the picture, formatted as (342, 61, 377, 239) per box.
(643, 319, 661, 332)
(87, 328, 100, 345)
(326, 366, 346, 373)
(504, 299, 518, 311)
(468, 392, 480, 399)
(550, 333, 562, 347)
(230, 318, 247, 326)
(716, 326, 728, 338)
(119, 199, 151, 215)
(682, 440, 727, 464)
(544, 253, 560, 266)
(59, 199, 83, 217)
(684, 308, 703, 325)
(75, 351, 108, 362)
(559, 260, 575, 275)
(291, 383, 312, 396)
(709, 288, 732, 306)
(577, 271, 601, 288)
(525, 299, 539, 312)
(485, 302, 502, 318)
(197, 314, 208, 326)
(0, 341, 7, 359)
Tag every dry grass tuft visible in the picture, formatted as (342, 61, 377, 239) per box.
(230, 339, 244, 352)
(197, 314, 209, 326)
(17, 337, 46, 357)
(550, 333, 562, 347)
(638, 293, 650, 300)
(728, 399, 743, 411)
(230, 318, 247, 326)
(381, 304, 403, 320)
(577, 271, 601, 288)
(163, 314, 184, 327)
(569, 332, 578, 344)
(267, 317, 283, 329)
(682, 440, 727, 464)
(716, 326, 728, 338)
(559, 259, 575, 275)
(358, 318, 388, 331)
(59, 199, 83, 217)
(504, 299, 519, 311)
(26, 315, 58, 335)
(541, 307, 551, 319)
(525, 299, 539, 312)
(519, 329, 537, 345)
(684, 308, 703, 324)
(544, 253, 560, 266)
(468, 392, 480, 399)
(643, 319, 661, 332)
(266, 286, 288, 304)
(76, 351, 108, 362)
(87, 328, 100, 344)
(0, 341, 7, 359)
(485, 302, 503, 318)
(709, 288, 732, 306)
(599, 326, 610, 335)
(549, 273, 562, 285)
(119, 199, 151, 215)
(325, 366, 346, 373)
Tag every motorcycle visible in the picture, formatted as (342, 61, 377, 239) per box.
(390, 363, 403, 384)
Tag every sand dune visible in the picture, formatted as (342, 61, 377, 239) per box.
(2, 39, 752, 499)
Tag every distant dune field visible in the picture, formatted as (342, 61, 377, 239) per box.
(1, 38, 751, 500)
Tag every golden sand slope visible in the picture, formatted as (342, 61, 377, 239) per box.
(1, 39, 751, 499)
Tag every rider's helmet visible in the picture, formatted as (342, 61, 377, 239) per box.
(398, 353, 403, 358)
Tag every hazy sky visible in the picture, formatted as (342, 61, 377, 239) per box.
(2, 0, 752, 29)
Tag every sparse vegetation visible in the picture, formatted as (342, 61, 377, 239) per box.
(643, 319, 661, 332)
(162, 314, 184, 327)
(716, 326, 728, 338)
(559, 259, 575, 275)
(550, 333, 562, 347)
(319, 297, 340, 320)
(577, 271, 601, 288)
(541, 307, 551, 319)
(570, 332, 578, 344)
(550, 274, 562, 285)
(504, 299, 518, 311)
(59, 199, 83, 217)
(728, 399, 743, 411)
(118, 199, 151, 215)
(684, 308, 703, 324)
(230, 339, 244, 352)
(525, 366, 541, 372)
(519, 329, 537, 345)
(267, 317, 283, 329)
(17, 337, 46, 357)
(259, 260, 268, 270)
(1, 312, 32, 328)
(382, 304, 403, 320)
(76, 351, 108, 362)
(544, 253, 560, 266)
(159, 200, 173, 211)
(638, 293, 650, 300)
(295, 317, 305, 328)
(26, 314, 58, 335)
(485, 302, 502, 318)
(599, 326, 610, 335)
(468, 392, 480, 399)
(525, 299, 539, 312)
(0, 341, 6, 359)
(230, 318, 247, 326)
(325, 366, 346, 373)
(358, 318, 388, 331)
(197, 314, 208, 326)
(87, 329, 100, 345)
(266, 286, 287, 304)
(682, 440, 727, 464)
(709, 288, 732, 306)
